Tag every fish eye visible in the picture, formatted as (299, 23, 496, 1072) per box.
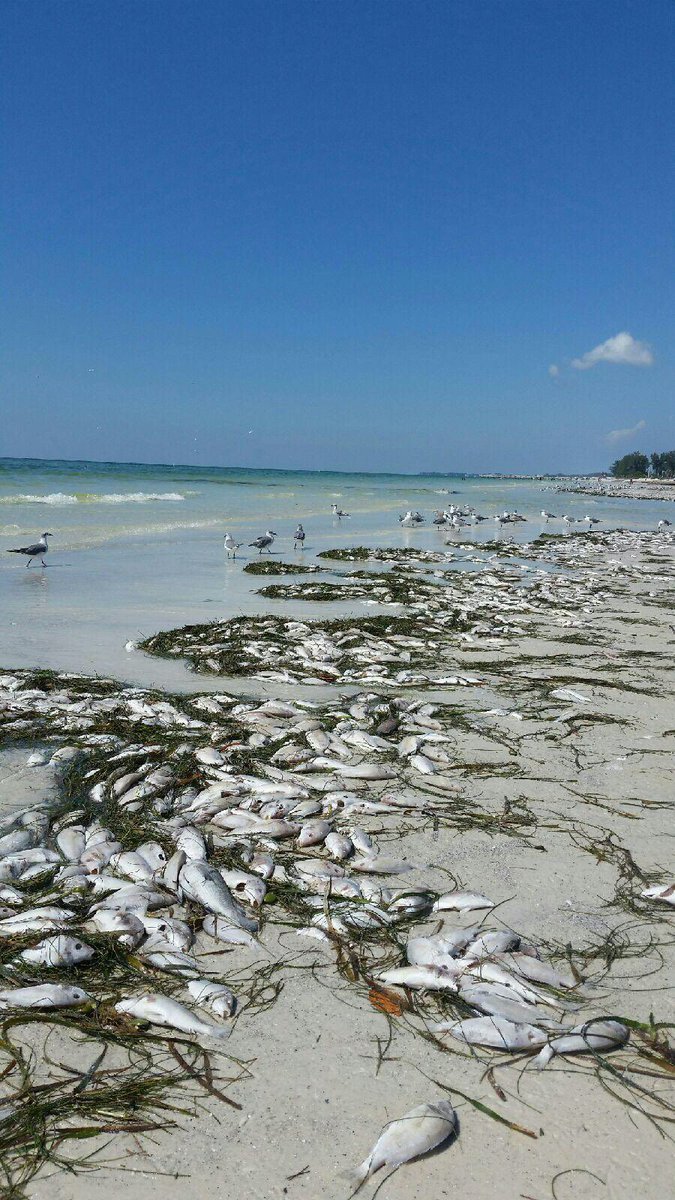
(75, 943, 82, 949)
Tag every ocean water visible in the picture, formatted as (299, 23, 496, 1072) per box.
(1, 457, 671, 691)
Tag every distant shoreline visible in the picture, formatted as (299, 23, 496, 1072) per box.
(555, 476, 675, 502)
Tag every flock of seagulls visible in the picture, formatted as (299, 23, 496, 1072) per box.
(541, 510, 601, 526)
(5, 510, 673, 571)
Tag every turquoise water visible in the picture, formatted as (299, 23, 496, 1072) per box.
(1, 458, 672, 690)
(0, 457, 552, 550)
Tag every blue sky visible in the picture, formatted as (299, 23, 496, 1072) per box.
(1, 0, 673, 473)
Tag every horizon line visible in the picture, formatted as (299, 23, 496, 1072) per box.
(0, 455, 606, 480)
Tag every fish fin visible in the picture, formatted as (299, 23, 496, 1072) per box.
(339, 1156, 373, 1196)
(534, 1044, 554, 1070)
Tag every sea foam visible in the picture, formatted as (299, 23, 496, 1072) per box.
(0, 492, 186, 505)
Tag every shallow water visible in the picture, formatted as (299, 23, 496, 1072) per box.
(1, 458, 673, 690)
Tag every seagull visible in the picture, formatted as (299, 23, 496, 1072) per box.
(294, 524, 306, 549)
(224, 533, 243, 558)
(658, 519, 672, 529)
(562, 514, 572, 524)
(473, 513, 489, 522)
(249, 530, 277, 554)
(541, 510, 557, 521)
(583, 515, 601, 525)
(6, 532, 52, 567)
(331, 504, 350, 519)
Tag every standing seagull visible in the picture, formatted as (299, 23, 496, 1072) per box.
(6, 532, 52, 567)
(541, 510, 557, 522)
(249, 530, 277, 554)
(224, 532, 243, 558)
(331, 503, 350, 519)
(293, 524, 306, 549)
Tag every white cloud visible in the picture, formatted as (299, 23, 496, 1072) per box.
(548, 364, 559, 378)
(572, 331, 653, 370)
(605, 419, 647, 445)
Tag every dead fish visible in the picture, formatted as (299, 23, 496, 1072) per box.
(219, 869, 267, 907)
(456, 961, 542, 1005)
(296, 819, 332, 848)
(534, 1019, 628, 1068)
(324, 832, 354, 860)
(349, 827, 374, 855)
(137, 948, 199, 976)
(201, 914, 260, 951)
(0, 907, 76, 936)
(406, 935, 470, 969)
(378, 964, 459, 991)
(141, 916, 194, 952)
(351, 856, 413, 875)
(458, 983, 565, 1028)
(494, 952, 577, 990)
(179, 861, 258, 932)
(136, 841, 168, 872)
(56, 825, 86, 862)
(641, 883, 675, 906)
(465, 930, 520, 958)
(0, 983, 90, 1010)
(115, 992, 230, 1039)
(162, 849, 187, 895)
(91, 909, 145, 947)
(338, 764, 397, 780)
(187, 978, 237, 1017)
(409, 753, 436, 775)
(90, 884, 169, 914)
(432, 891, 495, 913)
(443, 1015, 547, 1050)
(172, 825, 205, 864)
(0, 829, 34, 856)
(345, 1099, 456, 1194)
(19, 934, 95, 968)
(108, 851, 155, 884)
(249, 852, 275, 879)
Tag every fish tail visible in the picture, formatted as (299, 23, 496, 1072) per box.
(340, 1156, 373, 1195)
(534, 1044, 554, 1070)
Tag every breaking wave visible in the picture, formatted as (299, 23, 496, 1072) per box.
(0, 492, 188, 506)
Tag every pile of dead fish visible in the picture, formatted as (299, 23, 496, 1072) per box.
(138, 539, 627, 684)
(0, 680, 634, 1071)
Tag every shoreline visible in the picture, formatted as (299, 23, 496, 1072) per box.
(555, 476, 675, 501)
(1, 528, 674, 1200)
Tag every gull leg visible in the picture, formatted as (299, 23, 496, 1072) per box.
(26, 558, 32, 568)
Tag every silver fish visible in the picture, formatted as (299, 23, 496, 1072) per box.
(0, 983, 90, 1009)
(443, 1015, 547, 1050)
(19, 934, 95, 968)
(433, 891, 495, 913)
(378, 964, 459, 991)
(201, 914, 260, 951)
(345, 1099, 456, 1194)
(115, 992, 230, 1039)
(534, 1019, 628, 1068)
(187, 978, 237, 1018)
(179, 862, 258, 932)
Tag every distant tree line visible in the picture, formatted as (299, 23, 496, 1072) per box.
(611, 450, 675, 478)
